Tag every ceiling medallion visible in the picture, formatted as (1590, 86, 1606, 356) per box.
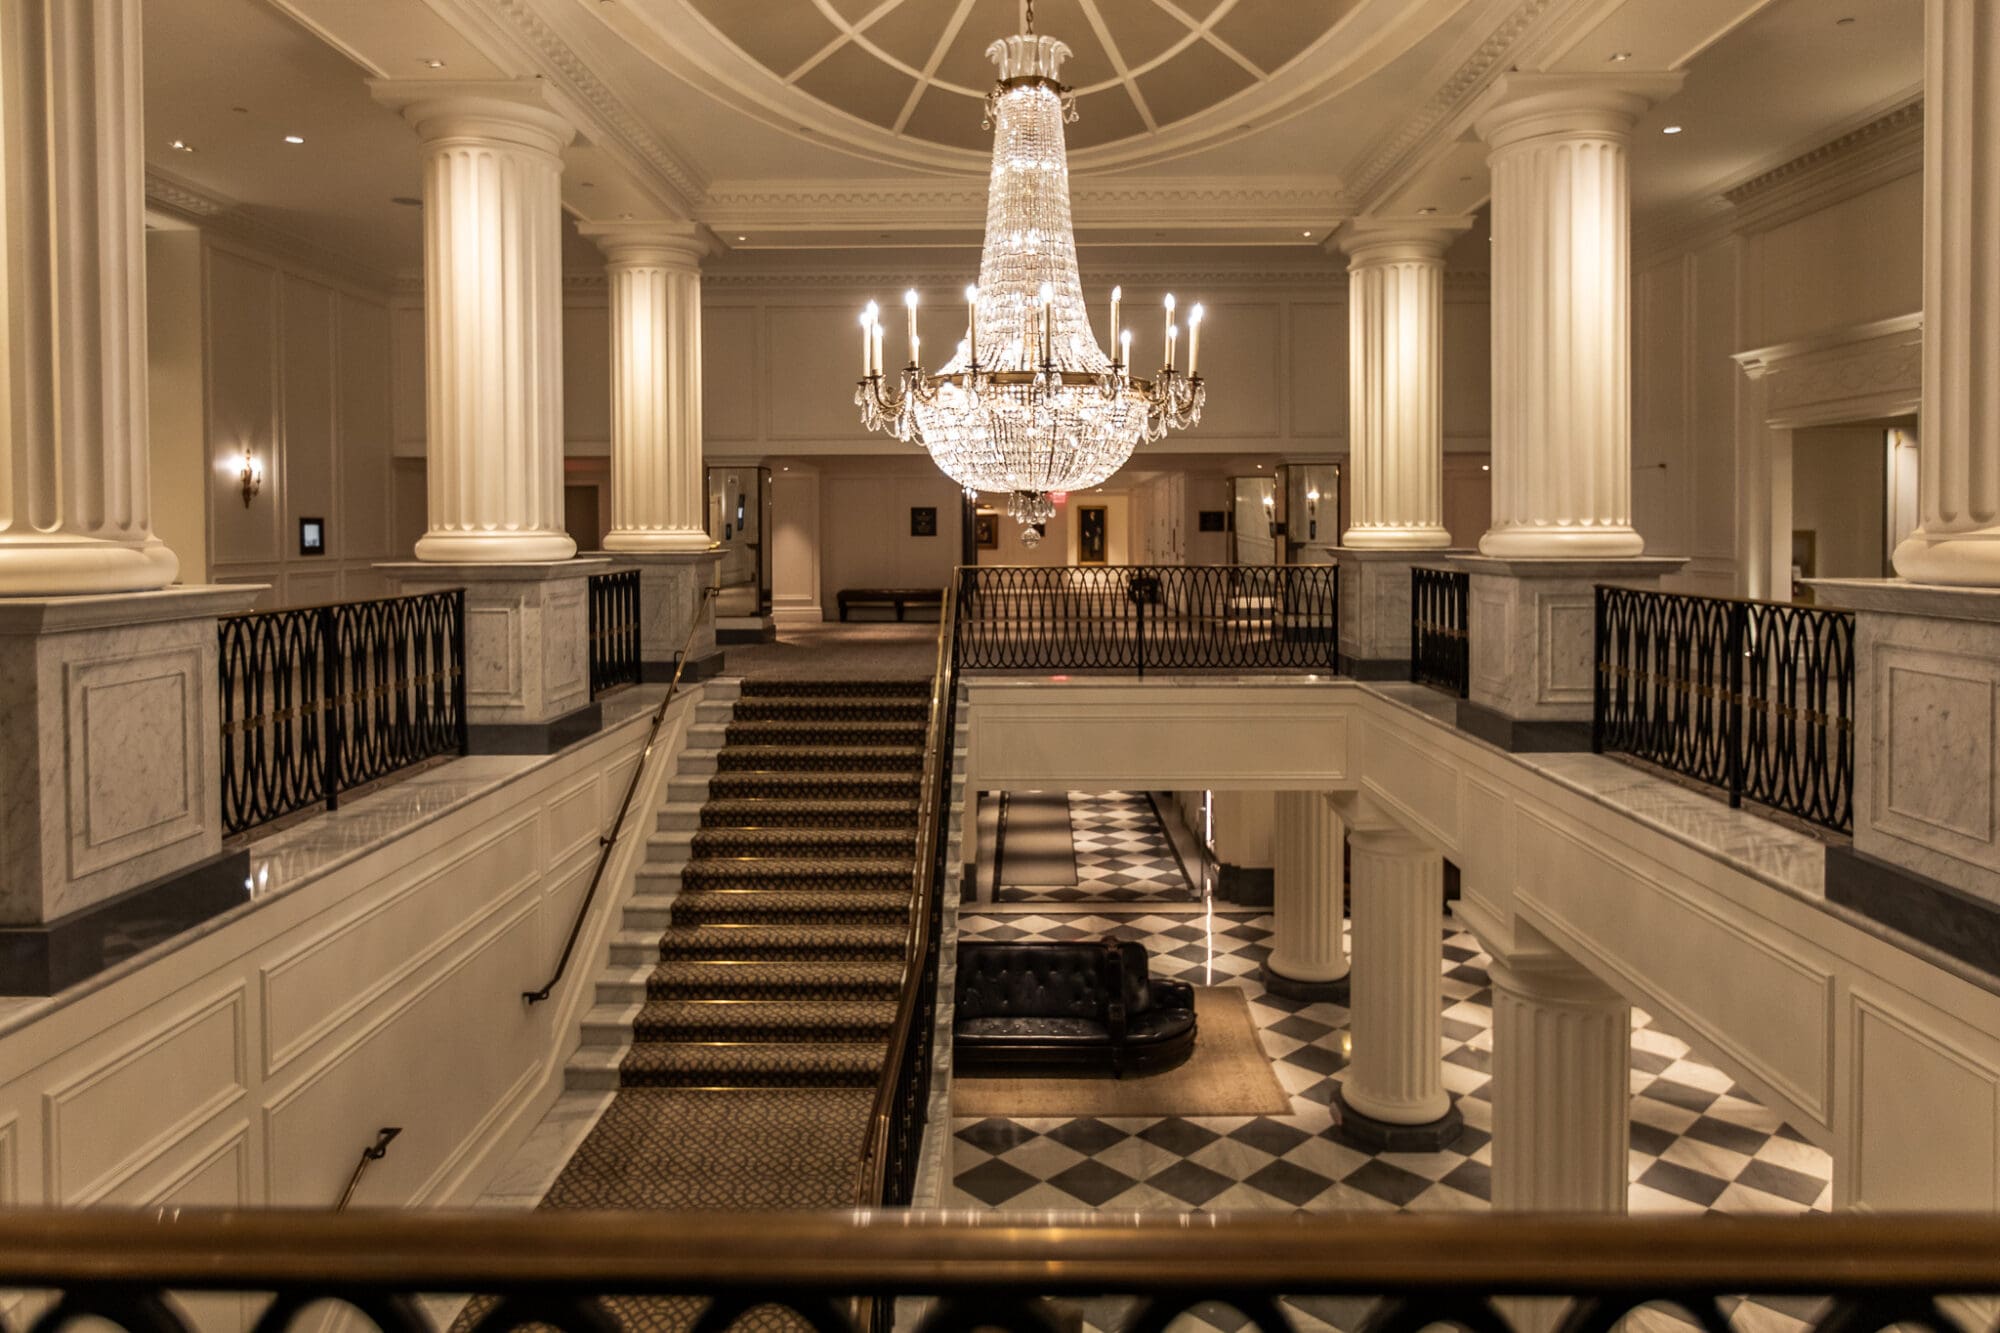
(854, 5, 1206, 541)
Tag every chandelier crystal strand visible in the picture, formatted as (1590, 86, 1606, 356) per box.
(854, 28, 1206, 537)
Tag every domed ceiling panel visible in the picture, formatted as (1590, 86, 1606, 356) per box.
(679, 0, 1366, 153)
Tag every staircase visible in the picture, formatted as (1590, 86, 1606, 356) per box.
(572, 677, 936, 1094)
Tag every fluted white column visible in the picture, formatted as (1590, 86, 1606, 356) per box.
(582, 223, 714, 552)
(1893, 0, 2000, 586)
(1490, 955, 1631, 1213)
(1340, 217, 1472, 550)
(372, 83, 575, 563)
(1343, 824, 1449, 1125)
(1473, 74, 1681, 559)
(1269, 791, 1348, 985)
(0, 0, 178, 595)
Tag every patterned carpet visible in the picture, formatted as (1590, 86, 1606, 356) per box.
(474, 679, 930, 1330)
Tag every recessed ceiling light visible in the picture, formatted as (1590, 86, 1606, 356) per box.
(169, 139, 194, 152)
(1662, 125, 1683, 135)
(1301, 230, 1312, 237)
(1417, 206, 1438, 215)
(422, 58, 445, 68)
(1481, 464, 1490, 472)
(736, 235, 747, 241)
(1609, 51, 1632, 62)
(283, 134, 304, 144)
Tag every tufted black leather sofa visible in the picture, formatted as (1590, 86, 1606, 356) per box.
(954, 940, 1197, 1075)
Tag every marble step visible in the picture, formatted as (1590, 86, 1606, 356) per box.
(703, 771, 922, 802)
(607, 922, 907, 965)
(684, 825, 918, 860)
(728, 698, 930, 724)
(641, 958, 906, 1001)
(724, 719, 929, 749)
(714, 744, 924, 774)
(626, 998, 899, 1044)
(615, 1040, 889, 1089)
(673, 856, 916, 894)
(738, 679, 930, 699)
(665, 886, 912, 927)
(670, 797, 921, 832)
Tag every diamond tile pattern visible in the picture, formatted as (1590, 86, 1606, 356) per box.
(1000, 791, 1197, 904)
(949, 910, 1834, 1237)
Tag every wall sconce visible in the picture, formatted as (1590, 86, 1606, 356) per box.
(1305, 487, 1320, 542)
(1262, 490, 1276, 538)
(238, 447, 264, 508)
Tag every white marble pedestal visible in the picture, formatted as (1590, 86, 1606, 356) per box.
(1336, 548, 1467, 679)
(1813, 580, 2000, 974)
(1451, 555, 1684, 751)
(0, 587, 261, 992)
(605, 550, 726, 683)
(379, 560, 609, 754)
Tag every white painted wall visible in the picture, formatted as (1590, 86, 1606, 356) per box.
(145, 227, 209, 585)
(197, 236, 405, 608)
(1792, 425, 1890, 580)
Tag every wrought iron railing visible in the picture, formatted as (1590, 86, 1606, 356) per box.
(1594, 585, 1856, 833)
(956, 564, 1337, 676)
(218, 590, 467, 837)
(1411, 565, 1470, 698)
(587, 568, 641, 698)
(856, 573, 960, 1217)
(4, 1210, 1999, 1333)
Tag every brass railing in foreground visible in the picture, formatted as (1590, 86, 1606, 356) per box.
(3, 1210, 1998, 1333)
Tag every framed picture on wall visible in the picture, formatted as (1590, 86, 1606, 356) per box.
(299, 517, 325, 556)
(1078, 505, 1107, 564)
(911, 506, 938, 537)
(974, 511, 999, 549)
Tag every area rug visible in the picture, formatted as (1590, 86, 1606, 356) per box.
(952, 987, 1290, 1118)
(995, 791, 1079, 887)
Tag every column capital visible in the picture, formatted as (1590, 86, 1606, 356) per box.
(1338, 214, 1475, 266)
(578, 221, 709, 271)
(368, 78, 574, 156)
(1473, 71, 1685, 149)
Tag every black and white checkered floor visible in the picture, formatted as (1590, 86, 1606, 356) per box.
(951, 908, 1833, 1225)
(998, 791, 1198, 905)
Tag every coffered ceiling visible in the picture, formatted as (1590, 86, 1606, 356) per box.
(141, 0, 1926, 279)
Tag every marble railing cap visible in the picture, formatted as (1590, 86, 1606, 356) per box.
(0, 584, 263, 635)
(1446, 554, 1689, 578)
(374, 558, 616, 582)
(1808, 578, 2000, 624)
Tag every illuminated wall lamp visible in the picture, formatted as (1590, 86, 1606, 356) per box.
(238, 447, 264, 507)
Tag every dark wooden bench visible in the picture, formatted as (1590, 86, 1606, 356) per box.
(837, 587, 944, 622)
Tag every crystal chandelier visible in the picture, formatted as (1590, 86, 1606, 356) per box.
(855, 9, 1206, 540)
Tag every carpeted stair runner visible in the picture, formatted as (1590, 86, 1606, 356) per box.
(454, 677, 936, 1331)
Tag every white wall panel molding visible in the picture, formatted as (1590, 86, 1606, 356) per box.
(1845, 986, 2000, 1210)
(0, 682, 702, 1212)
(43, 987, 247, 1205)
(257, 813, 542, 1078)
(1734, 313, 1923, 431)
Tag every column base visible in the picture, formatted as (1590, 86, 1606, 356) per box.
(603, 530, 718, 554)
(466, 702, 602, 755)
(1341, 527, 1452, 551)
(1336, 548, 1470, 668)
(0, 536, 180, 597)
(0, 849, 249, 995)
(642, 649, 727, 684)
(1340, 655, 1409, 681)
(1261, 962, 1350, 1004)
(1476, 526, 1646, 559)
(1892, 529, 2000, 587)
(1330, 1083, 1464, 1152)
(413, 530, 577, 563)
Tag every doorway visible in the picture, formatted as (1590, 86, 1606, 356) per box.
(1788, 417, 1915, 599)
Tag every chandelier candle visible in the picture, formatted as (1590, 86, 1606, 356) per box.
(852, 23, 1207, 539)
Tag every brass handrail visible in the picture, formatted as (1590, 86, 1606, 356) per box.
(334, 1128, 401, 1211)
(6, 1210, 2000, 1292)
(853, 566, 962, 1205)
(524, 584, 719, 1004)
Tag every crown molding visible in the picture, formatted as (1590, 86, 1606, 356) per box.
(144, 167, 396, 293)
(1345, 0, 1559, 210)
(420, 0, 705, 218)
(699, 177, 1352, 233)
(692, 264, 1349, 291)
(1634, 94, 1924, 263)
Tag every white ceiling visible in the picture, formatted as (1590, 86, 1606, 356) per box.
(139, 0, 1926, 279)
